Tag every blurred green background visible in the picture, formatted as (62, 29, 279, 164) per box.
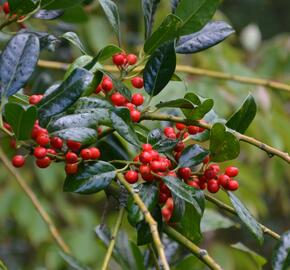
(0, 0, 289, 269)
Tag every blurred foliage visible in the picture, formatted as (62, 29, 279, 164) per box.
(0, 0, 289, 269)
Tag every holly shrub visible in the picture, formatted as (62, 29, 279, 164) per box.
(0, 0, 289, 270)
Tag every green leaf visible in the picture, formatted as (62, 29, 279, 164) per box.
(41, 0, 83, 10)
(60, 251, 92, 270)
(170, 195, 185, 223)
(8, 0, 38, 14)
(176, 0, 220, 36)
(64, 161, 116, 194)
(99, 0, 121, 45)
(147, 128, 162, 145)
(156, 98, 195, 109)
(178, 144, 209, 167)
(226, 94, 257, 134)
(142, 0, 161, 39)
(62, 32, 88, 54)
(34, 9, 64, 20)
(0, 260, 7, 270)
(272, 230, 290, 270)
(74, 97, 113, 110)
(37, 68, 93, 127)
(64, 56, 93, 80)
(228, 192, 264, 245)
(209, 123, 240, 162)
(8, 93, 29, 105)
(144, 14, 182, 54)
(176, 21, 235, 54)
(0, 33, 40, 97)
(110, 108, 140, 147)
(51, 127, 97, 144)
(4, 103, 37, 140)
(144, 42, 176, 97)
(127, 184, 158, 226)
(161, 176, 204, 216)
(153, 138, 179, 153)
(61, 5, 89, 23)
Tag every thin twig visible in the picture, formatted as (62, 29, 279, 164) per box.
(204, 194, 281, 240)
(164, 225, 223, 270)
(0, 147, 71, 254)
(117, 173, 170, 270)
(0, 16, 19, 31)
(141, 112, 290, 164)
(100, 207, 125, 270)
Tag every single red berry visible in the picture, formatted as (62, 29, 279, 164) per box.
(187, 180, 200, 189)
(3, 2, 10, 14)
(160, 182, 171, 196)
(47, 148, 57, 157)
(142, 144, 152, 151)
(161, 207, 171, 222)
(167, 171, 177, 177)
(36, 134, 50, 146)
(207, 179, 220, 193)
(9, 139, 17, 149)
(198, 181, 207, 190)
(209, 164, 220, 174)
(80, 148, 91, 160)
(3, 122, 12, 131)
(29, 95, 41, 105)
(12, 155, 25, 168)
(140, 164, 151, 174)
(127, 54, 137, 65)
(225, 166, 239, 177)
(188, 125, 200, 135)
(65, 152, 78, 164)
(218, 174, 230, 188)
(102, 78, 113, 92)
(175, 123, 186, 130)
(139, 151, 153, 164)
(111, 92, 126, 106)
(65, 163, 78, 175)
(131, 93, 144, 106)
(50, 137, 63, 149)
(204, 168, 218, 180)
(67, 140, 81, 152)
(95, 84, 102, 94)
(33, 146, 47, 159)
(149, 150, 159, 161)
(125, 170, 139, 184)
(131, 77, 144, 88)
(166, 197, 174, 212)
(98, 127, 102, 135)
(174, 151, 181, 161)
(112, 53, 126, 66)
(90, 147, 101, 159)
(36, 157, 51, 168)
(150, 160, 162, 172)
(174, 141, 185, 152)
(178, 167, 192, 180)
(164, 127, 176, 138)
(130, 110, 141, 122)
(203, 156, 210, 164)
(125, 102, 135, 111)
(159, 192, 168, 204)
(227, 180, 239, 191)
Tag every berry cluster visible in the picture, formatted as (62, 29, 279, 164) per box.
(0, 2, 26, 28)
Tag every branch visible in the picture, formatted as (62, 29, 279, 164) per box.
(101, 207, 125, 270)
(164, 225, 223, 270)
(37, 60, 290, 93)
(0, 16, 19, 31)
(117, 173, 170, 270)
(0, 147, 71, 254)
(141, 112, 290, 164)
(205, 194, 281, 240)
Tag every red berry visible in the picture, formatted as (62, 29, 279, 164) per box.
(67, 140, 81, 152)
(127, 54, 137, 65)
(218, 174, 230, 188)
(167, 171, 177, 177)
(3, 2, 10, 14)
(131, 93, 144, 106)
(198, 181, 207, 190)
(207, 179, 220, 193)
(50, 137, 63, 149)
(131, 77, 144, 88)
(10, 139, 17, 149)
(209, 163, 220, 173)
(187, 180, 200, 189)
(125, 170, 139, 184)
(150, 160, 162, 172)
(188, 125, 199, 135)
(112, 53, 126, 66)
(140, 164, 151, 174)
(204, 168, 218, 180)
(90, 147, 101, 159)
(149, 150, 159, 161)
(80, 148, 91, 160)
(125, 102, 135, 111)
(166, 197, 174, 212)
(227, 180, 239, 191)
(95, 84, 102, 94)
(225, 166, 239, 177)
(159, 192, 168, 204)
(36, 157, 51, 168)
(139, 151, 153, 164)
(203, 156, 210, 164)
(102, 78, 113, 92)
(12, 155, 25, 168)
(130, 110, 141, 122)
(47, 148, 57, 157)
(111, 92, 126, 106)
(36, 134, 50, 146)
(65, 152, 78, 164)
(29, 95, 42, 105)
(174, 152, 181, 161)
(175, 123, 186, 130)
(161, 207, 171, 222)
(178, 167, 192, 180)
(33, 146, 47, 159)
(65, 163, 78, 175)
(174, 141, 185, 152)
(142, 144, 152, 151)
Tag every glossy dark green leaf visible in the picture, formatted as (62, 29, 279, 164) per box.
(37, 68, 93, 126)
(176, 21, 235, 54)
(127, 184, 158, 226)
(99, 0, 121, 45)
(272, 230, 290, 270)
(144, 42, 176, 97)
(60, 252, 92, 270)
(64, 56, 93, 80)
(142, 0, 161, 39)
(228, 192, 264, 245)
(161, 176, 204, 216)
(41, 0, 83, 10)
(153, 138, 179, 153)
(176, 0, 220, 36)
(110, 108, 140, 147)
(64, 161, 116, 194)
(178, 144, 209, 167)
(156, 98, 195, 109)
(209, 123, 240, 162)
(8, 0, 38, 14)
(4, 103, 37, 140)
(8, 93, 29, 105)
(52, 127, 97, 144)
(0, 34, 40, 97)
(34, 9, 64, 20)
(144, 14, 182, 54)
(170, 195, 185, 223)
(147, 128, 162, 145)
(74, 97, 113, 110)
(134, 124, 150, 143)
(62, 32, 88, 54)
(226, 94, 257, 134)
